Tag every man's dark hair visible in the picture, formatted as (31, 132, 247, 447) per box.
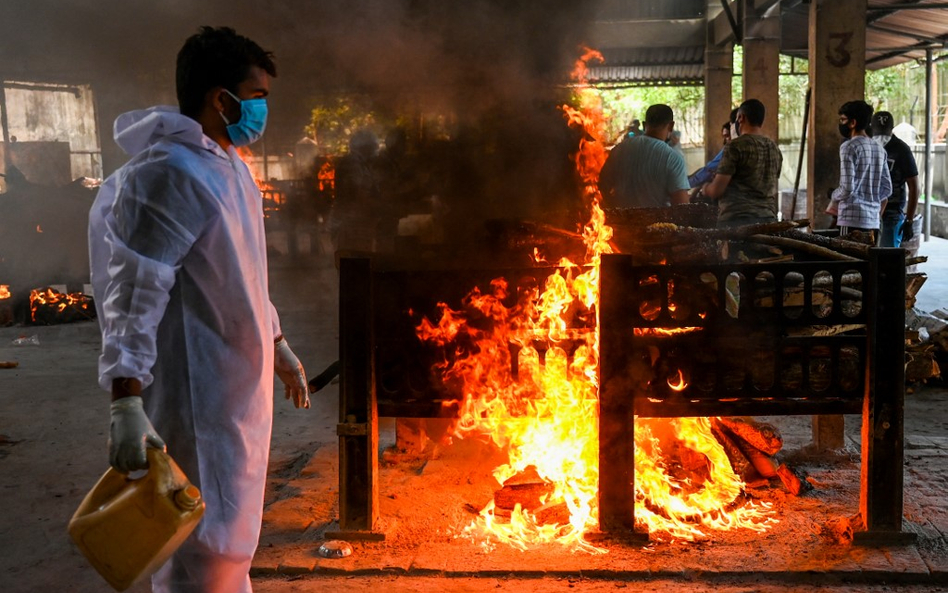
(644, 104, 674, 127)
(839, 100, 874, 132)
(729, 107, 739, 124)
(738, 99, 766, 127)
(176, 26, 277, 118)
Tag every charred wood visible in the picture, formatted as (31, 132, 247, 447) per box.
(776, 463, 812, 496)
(748, 234, 859, 262)
(716, 417, 783, 456)
(778, 229, 872, 259)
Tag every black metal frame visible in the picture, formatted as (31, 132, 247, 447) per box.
(335, 248, 908, 543)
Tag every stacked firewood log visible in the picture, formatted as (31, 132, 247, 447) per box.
(711, 417, 811, 495)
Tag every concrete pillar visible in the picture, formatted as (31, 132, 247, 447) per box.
(807, 0, 868, 449)
(807, 0, 867, 227)
(742, 1, 781, 141)
(704, 42, 734, 163)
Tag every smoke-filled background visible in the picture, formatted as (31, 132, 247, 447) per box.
(0, 0, 603, 298)
(1, 0, 599, 171)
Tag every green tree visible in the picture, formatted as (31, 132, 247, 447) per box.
(304, 95, 383, 156)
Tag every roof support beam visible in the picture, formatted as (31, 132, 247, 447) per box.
(744, 0, 782, 141)
(711, 0, 780, 45)
(705, 0, 734, 163)
(808, 0, 868, 229)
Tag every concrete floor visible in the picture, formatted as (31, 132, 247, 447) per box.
(916, 235, 948, 314)
(1, 234, 947, 593)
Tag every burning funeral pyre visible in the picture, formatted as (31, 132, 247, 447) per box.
(411, 51, 784, 551)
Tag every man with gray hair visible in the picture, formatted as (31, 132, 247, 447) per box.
(598, 104, 690, 209)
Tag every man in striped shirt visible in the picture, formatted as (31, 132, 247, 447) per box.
(827, 100, 892, 241)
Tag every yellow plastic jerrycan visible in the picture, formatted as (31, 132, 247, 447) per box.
(68, 448, 205, 591)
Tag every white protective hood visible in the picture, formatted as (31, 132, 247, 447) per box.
(89, 107, 280, 593)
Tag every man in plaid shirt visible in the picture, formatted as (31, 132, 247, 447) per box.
(827, 100, 892, 240)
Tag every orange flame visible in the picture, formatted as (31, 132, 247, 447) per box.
(415, 49, 774, 551)
(0, 285, 10, 299)
(29, 287, 91, 322)
(317, 161, 335, 192)
(667, 369, 687, 391)
(234, 146, 275, 192)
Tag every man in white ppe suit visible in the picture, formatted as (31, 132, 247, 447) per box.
(88, 26, 309, 593)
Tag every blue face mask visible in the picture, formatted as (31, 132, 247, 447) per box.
(220, 89, 268, 147)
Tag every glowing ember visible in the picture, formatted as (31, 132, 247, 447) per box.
(0, 285, 10, 300)
(667, 369, 687, 391)
(29, 287, 94, 324)
(415, 49, 775, 552)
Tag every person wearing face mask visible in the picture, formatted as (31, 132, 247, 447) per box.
(88, 27, 310, 593)
(703, 99, 783, 227)
(598, 103, 690, 208)
(689, 107, 739, 189)
(870, 110, 919, 247)
(826, 101, 892, 242)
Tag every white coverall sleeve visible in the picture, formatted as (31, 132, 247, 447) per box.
(270, 301, 282, 339)
(97, 164, 208, 391)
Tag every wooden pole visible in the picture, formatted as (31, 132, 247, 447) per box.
(597, 254, 643, 540)
(333, 257, 382, 539)
(855, 248, 912, 543)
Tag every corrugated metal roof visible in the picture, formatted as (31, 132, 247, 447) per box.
(594, 0, 706, 21)
(587, 46, 705, 86)
(588, 0, 948, 86)
(782, 0, 948, 70)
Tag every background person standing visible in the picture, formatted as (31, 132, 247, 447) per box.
(871, 110, 919, 247)
(826, 100, 892, 242)
(598, 104, 690, 209)
(702, 99, 783, 227)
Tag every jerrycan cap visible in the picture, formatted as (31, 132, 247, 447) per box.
(174, 485, 202, 511)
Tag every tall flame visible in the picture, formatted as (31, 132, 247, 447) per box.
(415, 49, 775, 551)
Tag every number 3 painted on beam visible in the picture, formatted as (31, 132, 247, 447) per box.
(827, 32, 853, 67)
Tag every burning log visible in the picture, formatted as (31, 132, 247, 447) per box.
(493, 466, 554, 514)
(776, 463, 812, 496)
(532, 501, 571, 526)
(716, 417, 782, 456)
(710, 421, 758, 483)
(711, 417, 810, 496)
(29, 287, 95, 325)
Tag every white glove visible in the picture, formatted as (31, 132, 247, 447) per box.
(275, 337, 309, 409)
(109, 396, 166, 473)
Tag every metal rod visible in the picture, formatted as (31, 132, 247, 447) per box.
(791, 87, 811, 220)
(867, 23, 946, 45)
(868, 3, 948, 9)
(720, 0, 742, 43)
(925, 48, 934, 241)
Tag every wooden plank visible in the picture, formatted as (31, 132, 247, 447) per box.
(861, 248, 906, 534)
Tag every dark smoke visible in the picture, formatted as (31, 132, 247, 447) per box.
(1, 0, 604, 267)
